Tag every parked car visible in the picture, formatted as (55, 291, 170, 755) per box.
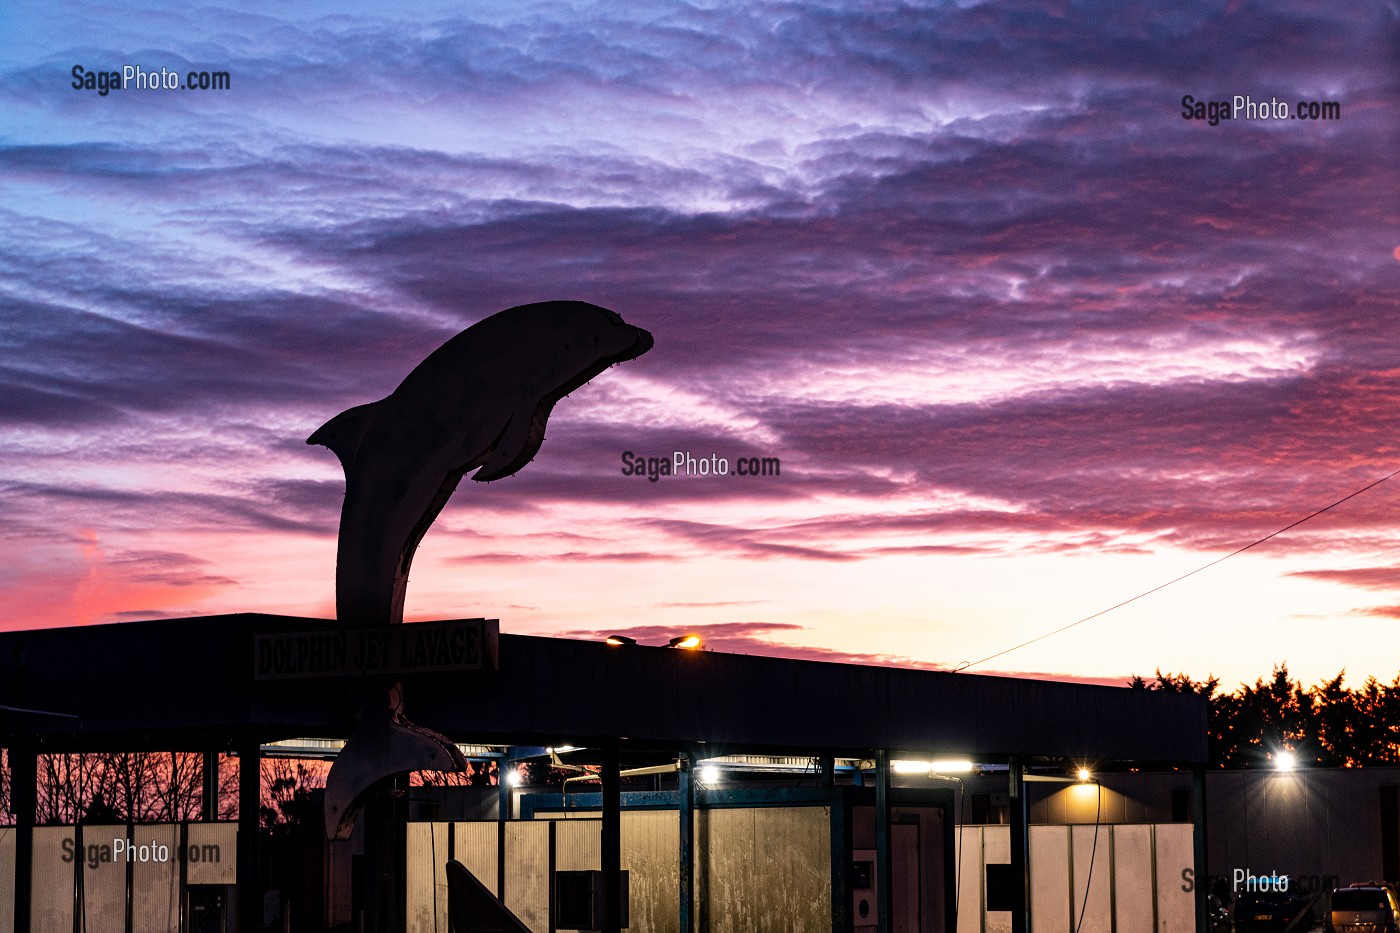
(1233, 889, 1313, 933)
(1327, 885, 1400, 933)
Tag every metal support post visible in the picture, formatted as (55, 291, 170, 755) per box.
(601, 743, 622, 933)
(13, 743, 36, 933)
(203, 749, 219, 820)
(237, 736, 261, 933)
(678, 755, 695, 933)
(1193, 766, 1209, 933)
(498, 757, 512, 821)
(875, 749, 891, 933)
(1009, 757, 1030, 933)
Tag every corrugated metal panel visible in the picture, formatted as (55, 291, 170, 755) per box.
(623, 810, 680, 933)
(31, 827, 74, 933)
(131, 824, 180, 933)
(700, 806, 830, 933)
(504, 821, 549, 933)
(405, 823, 450, 933)
(555, 818, 600, 871)
(454, 821, 500, 893)
(76, 825, 126, 933)
(185, 823, 236, 885)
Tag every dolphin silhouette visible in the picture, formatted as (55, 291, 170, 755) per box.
(309, 300, 654, 628)
(309, 300, 652, 839)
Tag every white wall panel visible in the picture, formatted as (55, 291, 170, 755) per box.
(1112, 825, 1154, 933)
(186, 823, 236, 885)
(983, 825, 1012, 933)
(1069, 824, 1111, 933)
(1030, 825, 1070, 933)
(955, 826, 983, 933)
(1154, 824, 1196, 933)
(0, 827, 13, 933)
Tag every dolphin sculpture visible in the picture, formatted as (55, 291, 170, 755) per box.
(309, 299, 654, 628)
(309, 300, 653, 839)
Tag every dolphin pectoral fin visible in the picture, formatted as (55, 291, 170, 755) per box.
(471, 404, 550, 483)
(323, 689, 468, 840)
(308, 401, 381, 471)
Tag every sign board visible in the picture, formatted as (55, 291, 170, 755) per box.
(254, 618, 499, 680)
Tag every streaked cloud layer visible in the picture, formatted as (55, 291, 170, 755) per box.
(1, 0, 1397, 687)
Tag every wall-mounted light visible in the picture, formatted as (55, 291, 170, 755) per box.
(667, 634, 702, 649)
(1274, 750, 1297, 772)
(1077, 767, 1092, 783)
(605, 635, 637, 647)
(505, 768, 523, 787)
(699, 764, 720, 784)
(931, 759, 975, 774)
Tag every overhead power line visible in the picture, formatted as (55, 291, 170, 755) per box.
(954, 466, 1400, 673)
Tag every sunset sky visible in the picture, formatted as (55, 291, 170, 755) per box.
(2, 0, 1398, 691)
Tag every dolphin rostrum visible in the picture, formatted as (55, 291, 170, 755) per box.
(309, 300, 653, 839)
(309, 299, 654, 629)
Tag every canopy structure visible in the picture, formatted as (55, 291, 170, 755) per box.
(0, 613, 1205, 761)
(1, 613, 1209, 933)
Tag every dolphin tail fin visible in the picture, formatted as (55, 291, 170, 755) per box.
(324, 684, 468, 840)
(308, 401, 380, 470)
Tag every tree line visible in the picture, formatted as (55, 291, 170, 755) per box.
(1130, 665, 1400, 768)
(0, 750, 237, 825)
(0, 749, 497, 827)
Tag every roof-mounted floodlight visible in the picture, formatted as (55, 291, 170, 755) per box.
(605, 635, 637, 646)
(667, 634, 702, 649)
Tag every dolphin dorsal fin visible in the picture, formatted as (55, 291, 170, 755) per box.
(307, 401, 380, 470)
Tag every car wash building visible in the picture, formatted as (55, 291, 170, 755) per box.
(0, 612, 1209, 933)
